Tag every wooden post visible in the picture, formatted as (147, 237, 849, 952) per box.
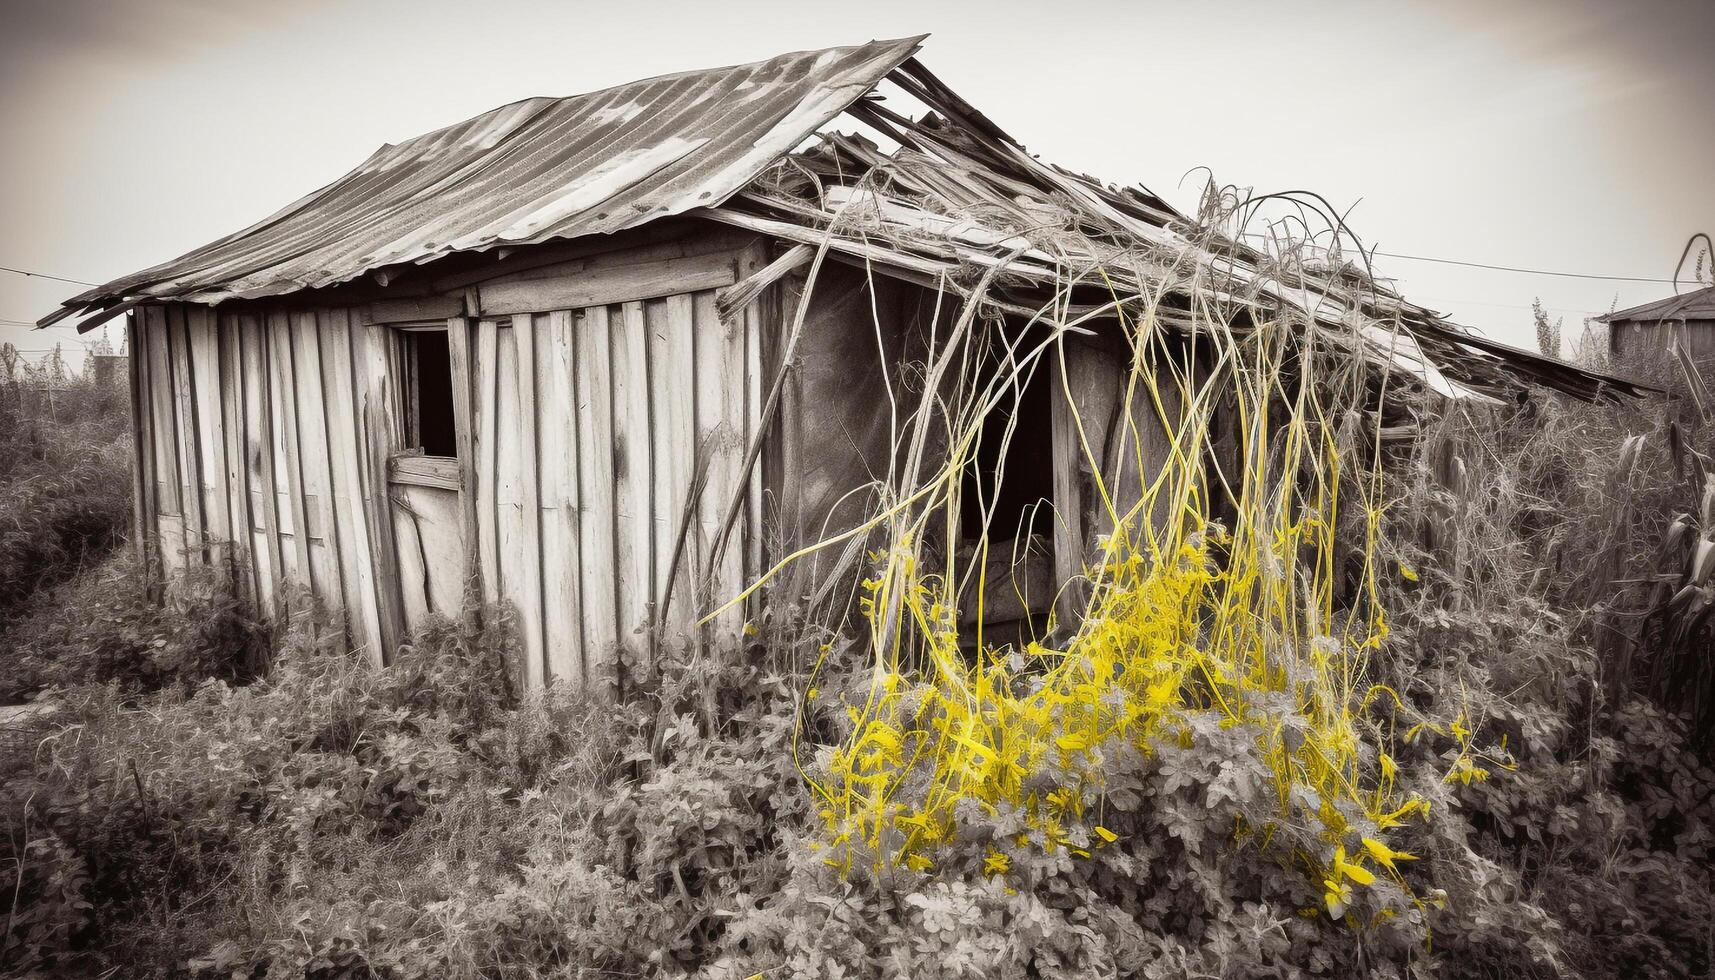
(1050, 343, 1087, 630)
(167, 306, 207, 565)
(513, 314, 546, 691)
(446, 315, 481, 615)
(126, 311, 155, 589)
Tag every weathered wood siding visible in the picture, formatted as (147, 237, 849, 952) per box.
(1610, 318, 1715, 362)
(127, 233, 774, 689)
(131, 303, 409, 665)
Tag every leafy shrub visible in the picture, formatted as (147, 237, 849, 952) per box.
(0, 370, 131, 629)
(1, 553, 267, 703)
(0, 606, 522, 975)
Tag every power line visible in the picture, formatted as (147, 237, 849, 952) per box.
(1435, 297, 1609, 316)
(5, 243, 1701, 295)
(1373, 250, 1693, 285)
(0, 264, 98, 287)
(2, 316, 122, 330)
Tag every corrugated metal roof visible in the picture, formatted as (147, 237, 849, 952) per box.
(1597, 285, 1715, 324)
(48, 36, 922, 318)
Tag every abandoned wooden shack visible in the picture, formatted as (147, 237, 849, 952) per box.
(40, 37, 1641, 689)
(1601, 285, 1715, 362)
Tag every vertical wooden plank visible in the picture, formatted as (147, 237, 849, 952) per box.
(741, 246, 768, 591)
(494, 325, 529, 680)
(1050, 345, 1086, 625)
(291, 311, 342, 608)
(240, 317, 283, 614)
(267, 311, 313, 590)
(167, 305, 205, 562)
(650, 295, 698, 644)
(186, 308, 230, 556)
(126, 312, 154, 578)
(218, 314, 257, 604)
(319, 311, 383, 660)
(1061, 342, 1122, 549)
(199, 313, 235, 587)
(781, 276, 806, 550)
(1122, 354, 1178, 543)
(575, 305, 618, 683)
(694, 289, 745, 644)
(142, 307, 180, 533)
(611, 301, 654, 675)
(445, 316, 479, 608)
(392, 493, 431, 625)
(538, 310, 584, 686)
(395, 484, 466, 618)
(514, 314, 546, 691)
(352, 323, 406, 662)
(474, 318, 502, 610)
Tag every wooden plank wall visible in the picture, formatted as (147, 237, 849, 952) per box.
(473, 283, 766, 690)
(134, 302, 407, 667)
(129, 237, 771, 689)
(1610, 319, 1715, 362)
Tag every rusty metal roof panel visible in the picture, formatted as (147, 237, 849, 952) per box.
(54, 36, 923, 314)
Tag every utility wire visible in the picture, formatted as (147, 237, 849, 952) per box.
(1373, 250, 1693, 285)
(6, 241, 1701, 291)
(0, 264, 97, 287)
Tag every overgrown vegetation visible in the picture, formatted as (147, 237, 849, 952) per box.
(0, 343, 132, 662)
(2, 553, 268, 703)
(3, 357, 1712, 977)
(3, 295, 1714, 976)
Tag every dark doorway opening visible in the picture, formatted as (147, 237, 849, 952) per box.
(961, 353, 1057, 547)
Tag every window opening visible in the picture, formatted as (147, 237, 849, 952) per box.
(401, 328, 457, 458)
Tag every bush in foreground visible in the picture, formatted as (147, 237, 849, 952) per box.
(0, 554, 267, 704)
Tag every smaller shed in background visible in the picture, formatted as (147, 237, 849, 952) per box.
(1601, 285, 1715, 361)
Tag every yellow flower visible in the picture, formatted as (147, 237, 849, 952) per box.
(1361, 836, 1418, 872)
(1332, 845, 1376, 886)
(983, 849, 1010, 876)
(1324, 878, 1353, 918)
(1094, 826, 1119, 844)
(1377, 798, 1428, 828)
(905, 853, 932, 873)
(1056, 731, 1091, 752)
(742, 621, 759, 637)
(1446, 756, 1490, 785)
(1400, 562, 1419, 582)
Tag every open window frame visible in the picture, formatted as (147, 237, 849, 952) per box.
(387, 322, 463, 490)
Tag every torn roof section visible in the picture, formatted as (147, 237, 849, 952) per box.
(44, 35, 1646, 403)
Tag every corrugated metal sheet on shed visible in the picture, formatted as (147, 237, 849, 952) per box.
(1598, 285, 1715, 325)
(44, 36, 921, 317)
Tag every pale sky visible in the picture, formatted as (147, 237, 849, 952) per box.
(3, 0, 1712, 368)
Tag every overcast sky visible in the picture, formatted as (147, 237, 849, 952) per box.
(3, 0, 1711, 368)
